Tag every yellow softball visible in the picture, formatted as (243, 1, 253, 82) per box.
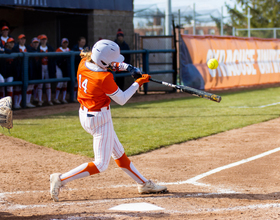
(207, 58, 219, 69)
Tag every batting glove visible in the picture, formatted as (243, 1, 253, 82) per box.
(126, 65, 142, 79)
(135, 74, 151, 86)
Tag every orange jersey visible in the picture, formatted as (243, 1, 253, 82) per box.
(1, 36, 9, 46)
(56, 47, 70, 52)
(19, 45, 27, 52)
(77, 58, 118, 111)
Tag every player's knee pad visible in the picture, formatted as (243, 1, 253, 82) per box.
(62, 82, 67, 88)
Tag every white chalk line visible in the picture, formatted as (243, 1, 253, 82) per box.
(0, 192, 220, 211)
(3, 191, 279, 214)
(2, 146, 280, 197)
(230, 101, 280, 108)
(4, 144, 277, 198)
(181, 146, 280, 187)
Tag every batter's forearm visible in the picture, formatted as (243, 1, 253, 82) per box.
(109, 82, 139, 105)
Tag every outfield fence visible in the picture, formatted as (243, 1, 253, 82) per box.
(180, 34, 280, 90)
(0, 49, 175, 108)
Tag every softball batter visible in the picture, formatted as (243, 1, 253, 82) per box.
(50, 39, 167, 202)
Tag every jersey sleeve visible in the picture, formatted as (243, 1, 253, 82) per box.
(111, 62, 129, 71)
(109, 82, 139, 106)
(102, 73, 119, 95)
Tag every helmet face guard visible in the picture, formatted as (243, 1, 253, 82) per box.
(91, 39, 124, 69)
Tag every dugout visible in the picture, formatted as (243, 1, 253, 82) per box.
(0, 0, 134, 49)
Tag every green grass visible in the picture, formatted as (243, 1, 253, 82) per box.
(2, 86, 280, 157)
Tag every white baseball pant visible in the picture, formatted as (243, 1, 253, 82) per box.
(60, 106, 148, 185)
(38, 65, 51, 102)
(55, 66, 67, 100)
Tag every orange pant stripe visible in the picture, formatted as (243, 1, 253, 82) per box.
(115, 153, 145, 183)
(60, 162, 100, 181)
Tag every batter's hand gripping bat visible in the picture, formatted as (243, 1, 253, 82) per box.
(149, 78, 222, 103)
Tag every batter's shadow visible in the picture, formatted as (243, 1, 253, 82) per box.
(170, 191, 280, 201)
(0, 211, 58, 219)
(82, 211, 170, 219)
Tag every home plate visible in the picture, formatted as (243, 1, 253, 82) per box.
(109, 202, 165, 211)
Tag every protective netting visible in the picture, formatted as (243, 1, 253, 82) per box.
(134, 4, 223, 28)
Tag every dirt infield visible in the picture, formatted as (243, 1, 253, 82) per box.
(1, 92, 280, 219)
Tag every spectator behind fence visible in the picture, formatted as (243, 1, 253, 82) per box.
(0, 36, 10, 54)
(0, 26, 12, 46)
(37, 34, 56, 106)
(72, 36, 87, 53)
(0, 38, 16, 99)
(27, 37, 42, 105)
(71, 36, 88, 102)
(54, 38, 70, 104)
(14, 34, 36, 108)
(114, 28, 130, 91)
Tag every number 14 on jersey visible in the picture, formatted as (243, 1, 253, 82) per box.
(79, 74, 88, 93)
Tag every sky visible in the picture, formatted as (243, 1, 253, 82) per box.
(134, 0, 236, 16)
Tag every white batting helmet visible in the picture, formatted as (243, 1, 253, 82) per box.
(91, 39, 124, 69)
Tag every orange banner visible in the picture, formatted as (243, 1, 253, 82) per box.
(180, 35, 280, 90)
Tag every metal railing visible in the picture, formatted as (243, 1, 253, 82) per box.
(232, 27, 280, 38)
(0, 49, 175, 108)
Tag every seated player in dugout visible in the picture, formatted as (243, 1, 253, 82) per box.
(50, 39, 167, 202)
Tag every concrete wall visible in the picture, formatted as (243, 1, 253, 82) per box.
(88, 9, 134, 49)
(87, 9, 135, 90)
